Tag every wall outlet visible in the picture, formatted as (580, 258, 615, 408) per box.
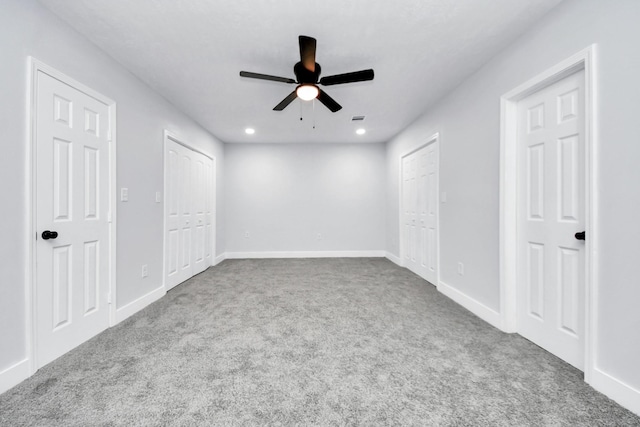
(244, 231, 250, 238)
(316, 232, 323, 240)
(120, 187, 128, 202)
(141, 264, 148, 278)
(155, 191, 161, 203)
(457, 262, 464, 275)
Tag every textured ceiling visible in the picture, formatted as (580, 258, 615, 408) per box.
(37, 0, 563, 144)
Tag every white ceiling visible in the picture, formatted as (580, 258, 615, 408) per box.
(38, 0, 563, 144)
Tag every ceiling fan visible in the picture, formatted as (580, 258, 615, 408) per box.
(239, 35, 374, 113)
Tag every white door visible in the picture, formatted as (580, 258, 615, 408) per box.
(35, 70, 112, 368)
(192, 151, 213, 276)
(165, 138, 213, 290)
(402, 153, 418, 265)
(516, 70, 585, 370)
(402, 140, 438, 284)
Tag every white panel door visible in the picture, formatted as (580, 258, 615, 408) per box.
(165, 141, 193, 289)
(419, 143, 438, 284)
(192, 151, 208, 275)
(402, 154, 417, 264)
(165, 139, 213, 290)
(402, 141, 438, 284)
(204, 157, 214, 266)
(516, 70, 585, 370)
(35, 71, 111, 368)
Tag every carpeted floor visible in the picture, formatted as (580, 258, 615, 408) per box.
(1, 258, 638, 426)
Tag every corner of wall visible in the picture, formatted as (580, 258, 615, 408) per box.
(437, 280, 503, 330)
(589, 367, 640, 417)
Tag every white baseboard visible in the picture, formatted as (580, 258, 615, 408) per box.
(0, 358, 30, 395)
(114, 285, 165, 325)
(224, 250, 386, 259)
(437, 280, 503, 330)
(385, 252, 403, 266)
(213, 253, 226, 266)
(589, 366, 640, 416)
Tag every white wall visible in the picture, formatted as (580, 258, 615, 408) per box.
(0, 0, 224, 388)
(225, 143, 385, 255)
(386, 0, 640, 410)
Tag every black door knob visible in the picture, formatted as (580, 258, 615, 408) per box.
(42, 230, 58, 240)
(575, 231, 585, 241)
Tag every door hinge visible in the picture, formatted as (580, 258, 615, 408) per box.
(107, 292, 112, 304)
(107, 211, 112, 223)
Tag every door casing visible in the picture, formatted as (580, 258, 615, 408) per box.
(27, 57, 117, 374)
(499, 46, 597, 381)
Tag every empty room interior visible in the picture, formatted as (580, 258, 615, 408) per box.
(1, 0, 640, 424)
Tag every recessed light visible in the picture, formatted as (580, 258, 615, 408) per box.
(356, 128, 366, 135)
(245, 128, 255, 135)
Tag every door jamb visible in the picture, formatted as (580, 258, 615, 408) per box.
(398, 132, 440, 285)
(499, 46, 597, 380)
(162, 130, 216, 292)
(27, 57, 117, 374)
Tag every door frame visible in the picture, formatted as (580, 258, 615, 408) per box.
(499, 46, 597, 380)
(162, 130, 216, 291)
(27, 58, 117, 373)
(398, 132, 440, 284)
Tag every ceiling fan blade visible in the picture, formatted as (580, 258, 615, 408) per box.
(240, 71, 296, 84)
(273, 90, 298, 111)
(299, 35, 317, 73)
(319, 69, 374, 86)
(317, 89, 342, 112)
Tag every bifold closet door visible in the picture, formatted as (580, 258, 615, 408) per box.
(401, 141, 438, 284)
(165, 140, 213, 290)
(191, 151, 213, 276)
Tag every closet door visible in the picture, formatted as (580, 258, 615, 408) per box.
(165, 138, 214, 290)
(192, 151, 207, 275)
(203, 156, 214, 266)
(165, 141, 193, 289)
(401, 140, 439, 285)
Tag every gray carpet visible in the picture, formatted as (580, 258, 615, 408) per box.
(1, 258, 638, 426)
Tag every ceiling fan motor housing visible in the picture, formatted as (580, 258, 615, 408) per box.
(294, 62, 321, 84)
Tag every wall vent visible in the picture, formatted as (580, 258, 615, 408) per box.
(351, 115, 366, 121)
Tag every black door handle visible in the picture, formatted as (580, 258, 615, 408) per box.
(575, 231, 585, 241)
(42, 230, 58, 240)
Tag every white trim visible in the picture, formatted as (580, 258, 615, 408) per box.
(385, 251, 403, 267)
(213, 253, 227, 266)
(27, 57, 117, 373)
(437, 281, 503, 329)
(398, 132, 440, 285)
(162, 130, 217, 291)
(108, 102, 118, 327)
(114, 286, 165, 325)
(165, 130, 215, 160)
(590, 368, 640, 417)
(0, 359, 30, 395)
(225, 250, 386, 259)
(500, 46, 597, 371)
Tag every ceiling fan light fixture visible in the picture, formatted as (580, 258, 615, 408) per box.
(296, 84, 319, 101)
